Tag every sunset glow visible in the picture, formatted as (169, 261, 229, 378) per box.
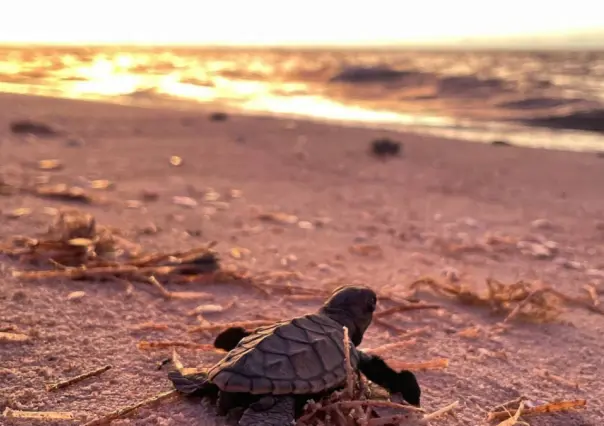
(0, 0, 602, 46)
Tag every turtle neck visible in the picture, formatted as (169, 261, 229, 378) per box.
(319, 307, 366, 346)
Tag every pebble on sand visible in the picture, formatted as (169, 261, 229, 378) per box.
(10, 119, 59, 137)
(370, 138, 402, 157)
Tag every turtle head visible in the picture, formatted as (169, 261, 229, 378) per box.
(321, 285, 377, 346)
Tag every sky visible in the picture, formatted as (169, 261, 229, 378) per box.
(0, 0, 603, 46)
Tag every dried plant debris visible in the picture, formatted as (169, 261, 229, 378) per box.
(410, 276, 604, 323)
(486, 398, 587, 422)
(82, 389, 178, 426)
(2, 408, 75, 420)
(137, 341, 218, 351)
(0, 331, 30, 342)
(1, 211, 225, 295)
(46, 365, 112, 391)
(534, 369, 580, 389)
(32, 183, 94, 203)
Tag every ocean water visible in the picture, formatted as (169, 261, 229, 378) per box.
(1, 46, 603, 151)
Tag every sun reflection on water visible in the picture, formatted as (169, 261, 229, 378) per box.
(1, 47, 603, 152)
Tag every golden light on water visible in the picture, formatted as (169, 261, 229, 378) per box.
(0, 0, 602, 46)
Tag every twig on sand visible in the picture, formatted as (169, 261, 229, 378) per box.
(343, 326, 354, 398)
(421, 400, 459, 422)
(2, 408, 75, 420)
(169, 348, 203, 376)
(364, 339, 417, 355)
(137, 340, 218, 351)
(82, 389, 178, 426)
(489, 397, 526, 413)
(486, 399, 587, 422)
(494, 402, 525, 426)
(534, 369, 580, 389)
(388, 358, 449, 371)
(373, 317, 408, 334)
(188, 319, 280, 333)
(46, 365, 112, 391)
(0, 331, 30, 342)
(143, 275, 214, 300)
(364, 326, 430, 353)
(374, 303, 441, 318)
(503, 288, 545, 323)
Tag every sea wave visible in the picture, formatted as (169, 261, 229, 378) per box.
(0, 46, 603, 149)
(521, 109, 604, 133)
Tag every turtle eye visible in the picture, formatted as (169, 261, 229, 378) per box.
(366, 297, 376, 313)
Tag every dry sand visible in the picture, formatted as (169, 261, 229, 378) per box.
(1, 92, 604, 425)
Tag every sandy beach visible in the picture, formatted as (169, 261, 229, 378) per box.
(1, 92, 604, 425)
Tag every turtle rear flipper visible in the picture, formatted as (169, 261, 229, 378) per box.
(168, 369, 218, 397)
(238, 395, 295, 426)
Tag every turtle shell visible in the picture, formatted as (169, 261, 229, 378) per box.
(208, 313, 359, 395)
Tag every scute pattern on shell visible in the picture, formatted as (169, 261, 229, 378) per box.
(208, 314, 359, 395)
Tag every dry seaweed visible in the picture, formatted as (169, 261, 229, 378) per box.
(486, 399, 586, 422)
(1, 210, 225, 296)
(409, 276, 604, 323)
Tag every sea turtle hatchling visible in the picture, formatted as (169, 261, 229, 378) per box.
(168, 285, 421, 425)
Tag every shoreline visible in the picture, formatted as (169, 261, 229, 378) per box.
(2, 90, 604, 425)
(3, 89, 604, 155)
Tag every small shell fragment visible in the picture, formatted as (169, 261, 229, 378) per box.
(90, 179, 113, 190)
(173, 196, 198, 208)
(298, 221, 314, 230)
(126, 200, 143, 209)
(6, 208, 32, 218)
(170, 156, 183, 166)
(258, 212, 298, 224)
(38, 159, 63, 171)
(67, 291, 86, 301)
(188, 304, 227, 315)
(67, 238, 94, 247)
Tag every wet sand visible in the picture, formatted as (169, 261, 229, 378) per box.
(1, 92, 604, 425)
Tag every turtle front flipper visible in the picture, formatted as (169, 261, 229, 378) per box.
(214, 326, 251, 352)
(167, 369, 219, 398)
(238, 395, 296, 426)
(358, 351, 421, 407)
